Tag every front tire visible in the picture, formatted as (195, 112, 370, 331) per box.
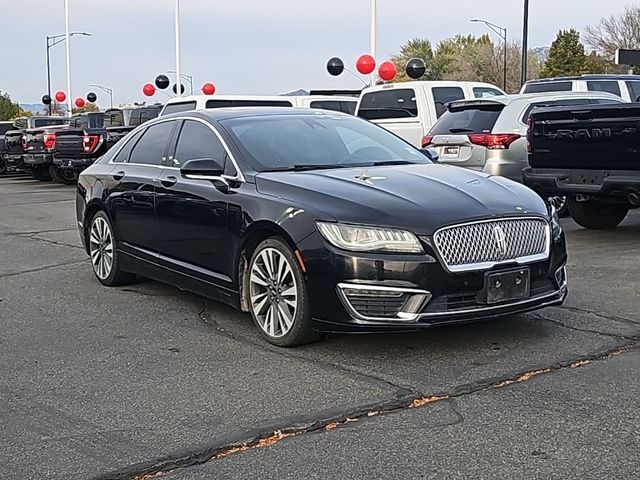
(549, 196, 569, 218)
(0, 158, 6, 175)
(248, 238, 319, 347)
(567, 197, 629, 230)
(88, 211, 136, 286)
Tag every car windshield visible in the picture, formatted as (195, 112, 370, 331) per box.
(221, 113, 430, 172)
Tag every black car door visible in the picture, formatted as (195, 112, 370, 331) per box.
(154, 119, 232, 283)
(107, 120, 178, 254)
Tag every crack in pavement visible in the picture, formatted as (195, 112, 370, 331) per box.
(196, 298, 418, 394)
(530, 312, 640, 341)
(20, 232, 84, 250)
(92, 339, 638, 480)
(557, 304, 640, 327)
(0, 198, 74, 207)
(1, 227, 78, 237)
(0, 259, 87, 279)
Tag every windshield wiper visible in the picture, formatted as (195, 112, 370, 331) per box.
(370, 160, 418, 166)
(275, 164, 345, 171)
(448, 128, 474, 133)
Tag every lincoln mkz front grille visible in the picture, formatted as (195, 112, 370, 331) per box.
(433, 218, 550, 273)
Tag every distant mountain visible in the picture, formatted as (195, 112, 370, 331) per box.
(531, 46, 550, 61)
(20, 103, 45, 114)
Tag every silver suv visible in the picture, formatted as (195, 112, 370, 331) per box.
(422, 91, 624, 182)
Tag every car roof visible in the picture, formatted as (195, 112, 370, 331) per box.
(160, 107, 351, 122)
(361, 80, 505, 93)
(164, 94, 297, 104)
(525, 74, 640, 84)
(448, 91, 624, 108)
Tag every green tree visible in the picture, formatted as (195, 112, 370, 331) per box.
(391, 38, 438, 82)
(0, 91, 27, 120)
(540, 29, 586, 77)
(72, 103, 99, 114)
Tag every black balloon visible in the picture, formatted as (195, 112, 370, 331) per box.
(406, 58, 426, 79)
(155, 74, 170, 90)
(172, 83, 186, 94)
(42, 94, 52, 105)
(87, 92, 97, 103)
(327, 57, 344, 76)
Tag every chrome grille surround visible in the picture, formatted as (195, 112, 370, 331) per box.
(433, 217, 551, 273)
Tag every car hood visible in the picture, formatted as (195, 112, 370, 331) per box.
(255, 164, 548, 235)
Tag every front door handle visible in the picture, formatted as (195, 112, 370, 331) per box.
(160, 175, 178, 188)
(112, 170, 125, 181)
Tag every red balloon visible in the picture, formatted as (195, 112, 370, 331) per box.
(202, 83, 216, 95)
(378, 61, 397, 82)
(356, 54, 376, 75)
(142, 83, 156, 97)
(55, 91, 66, 102)
(75, 98, 85, 108)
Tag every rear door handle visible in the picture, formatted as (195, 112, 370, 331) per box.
(112, 170, 125, 181)
(160, 175, 178, 188)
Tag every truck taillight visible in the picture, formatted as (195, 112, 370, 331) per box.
(526, 118, 533, 154)
(421, 135, 433, 148)
(468, 133, 521, 150)
(21, 135, 27, 151)
(83, 134, 101, 153)
(43, 133, 56, 151)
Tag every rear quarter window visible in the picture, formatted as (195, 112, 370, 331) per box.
(429, 104, 504, 135)
(162, 101, 197, 115)
(586, 80, 621, 97)
(358, 88, 418, 120)
(432, 87, 465, 118)
(522, 81, 573, 94)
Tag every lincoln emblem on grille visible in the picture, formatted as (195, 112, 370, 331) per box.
(493, 226, 507, 257)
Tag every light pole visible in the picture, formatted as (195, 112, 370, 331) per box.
(521, 0, 530, 86)
(174, 0, 182, 97)
(471, 19, 507, 91)
(167, 70, 193, 95)
(46, 31, 91, 114)
(370, 0, 376, 84)
(90, 84, 114, 108)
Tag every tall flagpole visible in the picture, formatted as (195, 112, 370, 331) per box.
(175, 0, 182, 97)
(64, 0, 72, 114)
(370, 0, 376, 85)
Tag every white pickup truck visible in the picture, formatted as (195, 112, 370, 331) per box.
(355, 81, 505, 147)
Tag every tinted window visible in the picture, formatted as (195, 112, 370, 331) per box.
(129, 121, 176, 165)
(340, 101, 357, 114)
(33, 118, 68, 128)
(432, 87, 465, 118)
(587, 81, 621, 97)
(112, 129, 145, 163)
(358, 89, 418, 120)
(103, 110, 125, 127)
(520, 99, 592, 124)
(522, 81, 573, 93)
(429, 104, 504, 135)
(0, 124, 13, 135)
(205, 99, 293, 108)
(163, 102, 197, 115)
(310, 100, 341, 112)
(222, 114, 428, 172)
(89, 115, 105, 129)
(591, 98, 624, 104)
(129, 108, 160, 127)
(173, 120, 226, 168)
(71, 117, 88, 129)
(473, 87, 503, 98)
(626, 81, 640, 101)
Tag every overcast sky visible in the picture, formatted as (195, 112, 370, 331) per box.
(0, 0, 633, 106)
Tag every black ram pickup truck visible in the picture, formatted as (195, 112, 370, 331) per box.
(523, 103, 640, 229)
(2, 116, 69, 175)
(52, 106, 159, 177)
(0, 121, 13, 175)
(23, 124, 73, 182)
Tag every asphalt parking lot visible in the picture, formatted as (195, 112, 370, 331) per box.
(1, 175, 639, 480)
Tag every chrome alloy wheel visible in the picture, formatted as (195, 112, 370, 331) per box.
(89, 217, 114, 280)
(249, 247, 298, 338)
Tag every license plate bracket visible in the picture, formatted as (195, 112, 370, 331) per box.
(484, 268, 530, 304)
(442, 146, 460, 158)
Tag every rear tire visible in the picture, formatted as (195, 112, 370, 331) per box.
(0, 158, 6, 175)
(247, 238, 320, 347)
(567, 197, 629, 229)
(49, 166, 77, 185)
(88, 211, 136, 286)
(30, 167, 52, 182)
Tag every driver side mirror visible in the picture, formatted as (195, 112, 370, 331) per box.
(180, 158, 224, 178)
(420, 148, 439, 163)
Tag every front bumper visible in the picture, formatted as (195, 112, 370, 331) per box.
(23, 153, 53, 166)
(523, 167, 640, 199)
(299, 231, 567, 333)
(53, 157, 95, 171)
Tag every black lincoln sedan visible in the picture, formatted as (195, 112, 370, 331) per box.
(76, 108, 567, 346)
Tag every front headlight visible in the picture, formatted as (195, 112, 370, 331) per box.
(550, 205, 562, 240)
(316, 222, 424, 254)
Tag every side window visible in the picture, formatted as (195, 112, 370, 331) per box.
(112, 129, 145, 163)
(432, 87, 465, 118)
(523, 81, 573, 94)
(129, 121, 176, 166)
(626, 81, 640, 101)
(586, 81, 621, 97)
(473, 87, 503, 98)
(309, 100, 341, 112)
(358, 89, 418, 120)
(340, 101, 357, 114)
(173, 120, 226, 168)
(162, 102, 197, 115)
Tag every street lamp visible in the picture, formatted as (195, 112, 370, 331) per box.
(166, 70, 193, 95)
(89, 84, 114, 109)
(46, 31, 91, 115)
(471, 19, 507, 91)
(521, 0, 530, 86)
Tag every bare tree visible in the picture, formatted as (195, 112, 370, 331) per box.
(585, 5, 640, 58)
